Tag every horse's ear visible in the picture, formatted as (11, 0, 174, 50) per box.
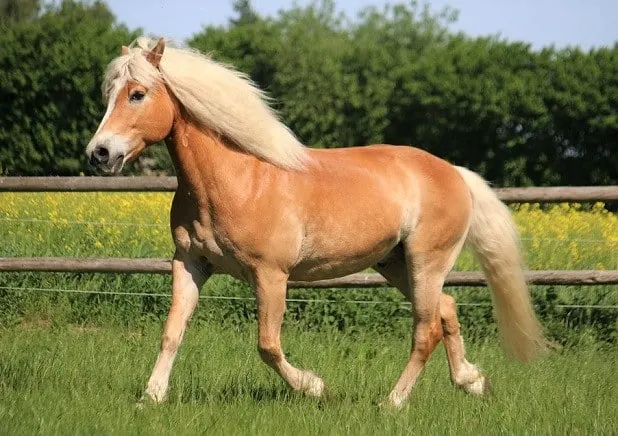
(121, 45, 130, 55)
(146, 38, 165, 68)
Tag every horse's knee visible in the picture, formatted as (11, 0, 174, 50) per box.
(413, 321, 443, 357)
(440, 294, 460, 335)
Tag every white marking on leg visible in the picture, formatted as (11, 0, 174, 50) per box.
(297, 370, 325, 397)
(386, 390, 407, 409)
(454, 359, 489, 395)
(449, 337, 490, 395)
(143, 255, 208, 403)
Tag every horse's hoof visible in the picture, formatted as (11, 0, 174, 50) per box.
(299, 371, 326, 398)
(462, 374, 492, 396)
(135, 393, 164, 409)
(378, 392, 406, 410)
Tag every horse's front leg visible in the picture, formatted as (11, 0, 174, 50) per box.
(253, 268, 325, 397)
(142, 251, 211, 403)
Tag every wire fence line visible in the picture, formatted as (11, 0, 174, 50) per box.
(1, 285, 616, 310)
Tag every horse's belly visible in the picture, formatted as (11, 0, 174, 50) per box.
(289, 234, 399, 281)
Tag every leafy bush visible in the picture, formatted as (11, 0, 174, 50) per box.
(0, 0, 616, 185)
(0, 1, 138, 175)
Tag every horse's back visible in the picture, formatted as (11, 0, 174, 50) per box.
(304, 144, 471, 225)
(307, 144, 464, 187)
(287, 144, 472, 280)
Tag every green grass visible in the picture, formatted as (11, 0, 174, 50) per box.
(1, 323, 616, 435)
(0, 195, 617, 433)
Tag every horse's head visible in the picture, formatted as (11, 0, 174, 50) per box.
(86, 38, 175, 175)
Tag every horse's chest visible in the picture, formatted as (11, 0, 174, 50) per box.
(172, 220, 245, 278)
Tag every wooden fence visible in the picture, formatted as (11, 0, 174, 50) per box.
(1, 177, 617, 288)
(0, 257, 617, 286)
(2, 176, 618, 203)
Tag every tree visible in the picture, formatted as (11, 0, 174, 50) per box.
(230, 0, 258, 26)
(190, 1, 456, 148)
(188, 1, 617, 186)
(0, 0, 40, 24)
(1, 0, 616, 185)
(0, 0, 139, 175)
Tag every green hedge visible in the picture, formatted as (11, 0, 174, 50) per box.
(1, 272, 616, 346)
(1, 1, 617, 186)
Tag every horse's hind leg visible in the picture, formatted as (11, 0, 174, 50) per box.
(374, 240, 488, 408)
(380, 245, 447, 408)
(251, 268, 325, 397)
(440, 293, 490, 395)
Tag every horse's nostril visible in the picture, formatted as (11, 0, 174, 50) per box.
(93, 145, 109, 164)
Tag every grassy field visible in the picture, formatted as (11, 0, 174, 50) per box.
(0, 194, 617, 433)
(0, 323, 616, 435)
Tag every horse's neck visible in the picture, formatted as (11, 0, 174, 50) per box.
(164, 117, 260, 203)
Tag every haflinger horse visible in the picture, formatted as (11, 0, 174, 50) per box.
(86, 37, 547, 408)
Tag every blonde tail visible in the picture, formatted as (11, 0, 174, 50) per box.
(456, 166, 547, 362)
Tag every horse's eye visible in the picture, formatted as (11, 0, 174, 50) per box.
(130, 91, 145, 102)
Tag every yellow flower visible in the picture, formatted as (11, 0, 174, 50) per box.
(0, 195, 616, 270)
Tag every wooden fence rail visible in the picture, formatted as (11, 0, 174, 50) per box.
(0, 176, 178, 192)
(1, 177, 618, 203)
(1, 257, 617, 287)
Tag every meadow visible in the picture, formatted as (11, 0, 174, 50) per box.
(0, 193, 617, 434)
(0, 324, 616, 435)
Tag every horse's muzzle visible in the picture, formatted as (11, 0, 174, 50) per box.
(89, 145, 124, 175)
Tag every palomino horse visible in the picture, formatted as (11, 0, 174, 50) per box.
(86, 38, 546, 408)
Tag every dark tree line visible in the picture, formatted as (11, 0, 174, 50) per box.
(1, 0, 616, 186)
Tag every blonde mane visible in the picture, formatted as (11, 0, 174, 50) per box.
(102, 37, 309, 169)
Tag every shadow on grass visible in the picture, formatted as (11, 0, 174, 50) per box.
(170, 381, 296, 405)
(165, 379, 381, 408)
(131, 372, 371, 407)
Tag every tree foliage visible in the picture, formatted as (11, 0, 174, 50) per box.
(189, 0, 617, 186)
(0, 0, 41, 24)
(0, 0, 616, 185)
(0, 0, 137, 175)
